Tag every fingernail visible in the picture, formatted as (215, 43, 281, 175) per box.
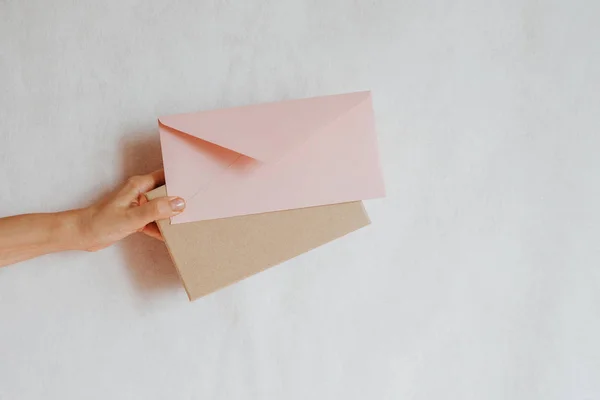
(169, 197, 186, 212)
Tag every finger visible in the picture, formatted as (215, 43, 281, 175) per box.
(127, 196, 185, 227)
(138, 193, 149, 206)
(141, 223, 164, 241)
(119, 170, 165, 199)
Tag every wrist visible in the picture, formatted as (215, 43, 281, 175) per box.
(52, 209, 93, 252)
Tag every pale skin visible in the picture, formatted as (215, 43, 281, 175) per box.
(0, 169, 185, 268)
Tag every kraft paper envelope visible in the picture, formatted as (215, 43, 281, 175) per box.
(159, 91, 385, 224)
(146, 186, 370, 300)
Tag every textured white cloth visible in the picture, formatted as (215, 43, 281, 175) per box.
(1, 1, 599, 399)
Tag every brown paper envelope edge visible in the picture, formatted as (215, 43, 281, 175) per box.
(146, 186, 370, 301)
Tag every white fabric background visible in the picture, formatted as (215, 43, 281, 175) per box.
(1, 1, 599, 399)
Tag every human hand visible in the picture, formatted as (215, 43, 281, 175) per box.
(77, 169, 185, 252)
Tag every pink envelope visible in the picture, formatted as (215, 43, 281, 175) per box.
(159, 91, 385, 224)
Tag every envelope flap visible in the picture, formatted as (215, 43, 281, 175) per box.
(158, 91, 371, 162)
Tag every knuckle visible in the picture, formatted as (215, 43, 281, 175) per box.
(150, 201, 163, 216)
(126, 176, 145, 190)
(136, 201, 163, 221)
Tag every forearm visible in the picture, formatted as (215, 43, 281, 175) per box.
(0, 210, 87, 267)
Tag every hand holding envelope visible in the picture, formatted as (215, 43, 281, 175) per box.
(150, 92, 385, 300)
(159, 91, 385, 223)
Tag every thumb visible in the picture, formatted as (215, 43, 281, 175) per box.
(128, 196, 186, 227)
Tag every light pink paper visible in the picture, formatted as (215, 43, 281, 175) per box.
(159, 91, 385, 223)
